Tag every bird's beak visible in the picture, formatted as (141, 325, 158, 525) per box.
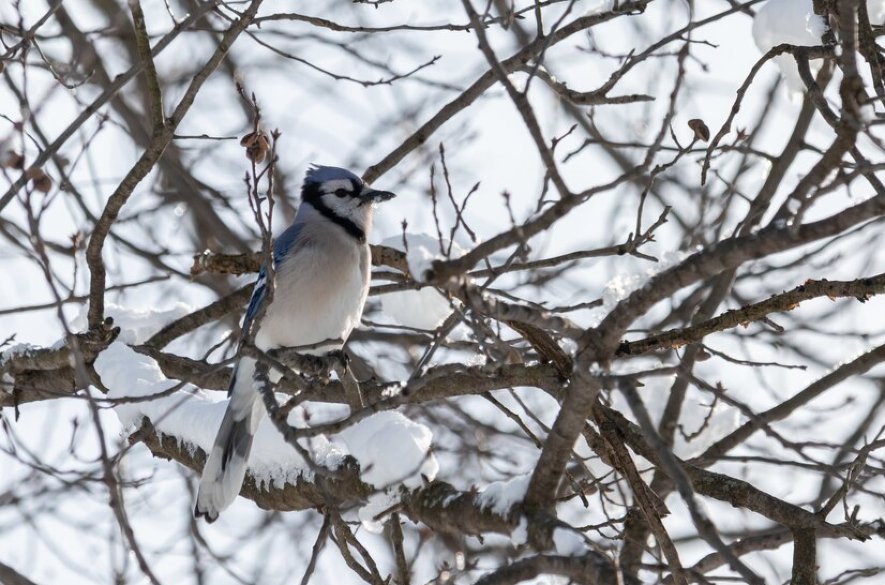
(359, 188, 396, 205)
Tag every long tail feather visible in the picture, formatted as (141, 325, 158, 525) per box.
(194, 358, 262, 522)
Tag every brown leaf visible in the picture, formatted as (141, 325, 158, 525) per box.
(33, 174, 53, 193)
(239, 132, 257, 147)
(688, 118, 710, 142)
(24, 166, 52, 192)
(2, 151, 23, 169)
(24, 167, 45, 181)
(240, 131, 270, 164)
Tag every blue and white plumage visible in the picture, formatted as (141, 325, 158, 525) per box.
(194, 165, 395, 522)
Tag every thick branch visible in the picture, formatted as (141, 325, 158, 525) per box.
(1, 334, 562, 410)
(131, 419, 518, 536)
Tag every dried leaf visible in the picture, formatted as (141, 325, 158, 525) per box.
(24, 166, 45, 181)
(240, 130, 270, 164)
(33, 174, 53, 193)
(2, 151, 23, 169)
(688, 118, 710, 142)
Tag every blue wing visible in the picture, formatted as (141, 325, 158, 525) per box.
(239, 222, 305, 341)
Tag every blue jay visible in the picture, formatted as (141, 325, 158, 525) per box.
(194, 165, 395, 522)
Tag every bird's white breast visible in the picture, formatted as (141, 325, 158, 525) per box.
(254, 223, 370, 354)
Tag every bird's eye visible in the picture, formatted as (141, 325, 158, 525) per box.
(334, 188, 349, 198)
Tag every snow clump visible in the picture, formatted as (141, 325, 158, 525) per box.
(752, 0, 828, 97)
(379, 233, 461, 330)
(477, 474, 531, 516)
(339, 410, 439, 531)
(72, 301, 194, 345)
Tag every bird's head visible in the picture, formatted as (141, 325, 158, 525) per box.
(301, 165, 395, 232)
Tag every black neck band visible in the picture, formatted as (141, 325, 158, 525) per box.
(301, 184, 366, 243)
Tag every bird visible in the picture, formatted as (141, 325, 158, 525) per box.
(194, 165, 395, 522)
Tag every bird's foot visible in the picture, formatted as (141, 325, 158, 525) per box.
(325, 349, 350, 374)
(266, 348, 349, 383)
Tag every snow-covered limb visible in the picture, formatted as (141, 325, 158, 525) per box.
(0, 321, 119, 408)
(447, 279, 584, 340)
(92, 344, 528, 535)
(132, 417, 371, 512)
(2, 330, 563, 410)
(10, 331, 874, 539)
(132, 416, 529, 537)
(401, 480, 520, 537)
(97, 342, 439, 525)
(138, 402, 535, 539)
(126, 393, 874, 544)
